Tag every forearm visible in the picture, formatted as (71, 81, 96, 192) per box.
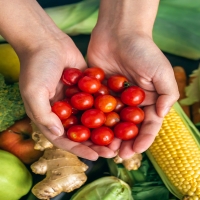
(0, 0, 62, 54)
(96, 0, 159, 36)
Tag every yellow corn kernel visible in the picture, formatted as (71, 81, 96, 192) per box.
(146, 105, 200, 200)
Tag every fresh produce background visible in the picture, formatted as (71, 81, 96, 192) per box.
(0, 0, 200, 199)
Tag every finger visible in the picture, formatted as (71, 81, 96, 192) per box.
(139, 90, 158, 106)
(132, 104, 163, 153)
(107, 137, 122, 152)
(22, 88, 65, 137)
(153, 67, 179, 117)
(118, 140, 136, 159)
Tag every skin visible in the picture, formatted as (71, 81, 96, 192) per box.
(0, 0, 179, 160)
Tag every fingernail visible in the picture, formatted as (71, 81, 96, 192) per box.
(162, 107, 170, 117)
(49, 126, 62, 136)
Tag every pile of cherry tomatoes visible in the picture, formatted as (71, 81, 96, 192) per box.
(51, 67, 145, 146)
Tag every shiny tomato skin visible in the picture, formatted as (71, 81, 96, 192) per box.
(93, 84, 110, 97)
(67, 125, 90, 142)
(81, 109, 106, 128)
(70, 92, 94, 110)
(52, 101, 72, 120)
(78, 76, 101, 94)
(120, 86, 145, 106)
(104, 112, 120, 127)
(65, 86, 81, 98)
(114, 122, 138, 140)
(91, 126, 114, 146)
(62, 68, 83, 86)
(83, 67, 105, 81)
(114, 97, 125, 112)
(61, 98, 79, 115)
(107, 75, 129, 92)
(62, 115, 79, 130)
(120, 106, 144, 124)
(94, 95, 117, 113)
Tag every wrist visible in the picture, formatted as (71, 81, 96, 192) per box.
(0, 0, 65, 55)
(94, 0, 159, 37)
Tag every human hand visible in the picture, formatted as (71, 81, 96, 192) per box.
(87, 28, 179, 159)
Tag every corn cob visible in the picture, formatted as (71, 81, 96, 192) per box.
(146, 102, 200, 200)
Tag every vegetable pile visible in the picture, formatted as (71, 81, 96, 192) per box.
(52, 67, 145, 145)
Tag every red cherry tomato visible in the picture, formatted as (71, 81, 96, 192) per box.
(83, 67, 105, 81)
(81, 109, 106, 128)
(94, 95, 117, 113)
(70, 92, 94, 110)
(104, 112, 120, 127)
(78, 76, 101, 94)
(91, 126, 114, 146)
(93, 84, 110, 97)
(66, 125, 90, 142)
(107, 75, 129, 92)
(120, 106, 144, 124)
(62, 68, 83, 86)
(120, 86, 145, 106)
(114, 122, 138, 140)
(62, 115, 79, 130)
(52, 101, 72, 120)
(65, 86, 81, 98)
(114, 97, 125, 112)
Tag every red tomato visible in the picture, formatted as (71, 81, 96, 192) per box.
(114, 97, 125, 112)
(91, 126, 114, 146)
(107, 75, 129, 92)
(66, 125, 90, 142)
(114, 122, 138, 140)
(120, 86, 145, 106)
(81, 109, 106, 128)
(78, 76, 101, 94)
(83, 67, 105, 81)
(62, 115, 79, 130)
(93, 84, 110, 97)
(104, 112, 120, 127)
(94, 95, 117, 113)
(52, 101, 72, 120)
(62, 68, 83, 86)
(70, 92, 94, 110)
(65, 86, 81, 98)
(61, 98, 79, 115)
(120, 106, 144, 124)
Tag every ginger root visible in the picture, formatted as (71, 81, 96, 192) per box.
(31, 123, 88, 200)
(114, 153, 142, 171)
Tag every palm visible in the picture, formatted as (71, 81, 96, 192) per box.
(87, 33, 177, 158)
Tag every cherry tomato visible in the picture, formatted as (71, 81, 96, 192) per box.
(65, 86, 81, 98)
(62, 68, 83, 86)
(78, 76, 101, 94)
(91, 126, 114, 146)
(120, 86, 145, 106)
(94, 95, 117, 113)
(83, 67, 105, 81)
(114, 97, 125, 112)
(70, 92, 94, 110)
(66, 125, 90, 142)
(104, 112, 120, 127)
(93, 84, 110, 97)
(52, 101, 72, 120)
(61, 98, 79, 115)
(120, 106, 144, 124)
(114, 122, 138, 140)
(81, 109, 106, 128)
(107, 75, 129, 92)
(62, 115, 79, 130)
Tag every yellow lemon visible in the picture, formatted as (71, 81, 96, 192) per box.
(0, 43, 20, 83)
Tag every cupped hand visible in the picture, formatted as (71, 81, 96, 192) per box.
(18, 33, 116, 161)
(87, 29, 179, 159)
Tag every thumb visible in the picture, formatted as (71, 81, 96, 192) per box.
(153, 67, 180, 117)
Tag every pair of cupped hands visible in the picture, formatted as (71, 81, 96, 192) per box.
(18, 28, 179, 161)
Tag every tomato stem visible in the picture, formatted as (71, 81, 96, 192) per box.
(123, 81, 130, 88)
